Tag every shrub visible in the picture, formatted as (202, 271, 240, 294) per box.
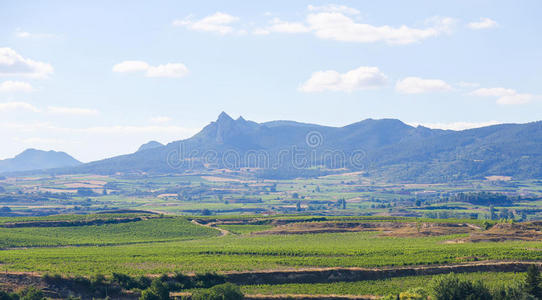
(191, 283, 244, 300)
(193, 272, 225, 288)
(525, 265, 542, 299)
(491, 282, 532, 300)
(112, 272, 141, 290)
(173, 272, 193, 289)
(0, 290, 19, 300)
(138, 279, 169, 300)
(19, 287, 44, 300)
(429, 273, 491, 300)
(139, 289, 160, 300)
(137, 276, 152, 290)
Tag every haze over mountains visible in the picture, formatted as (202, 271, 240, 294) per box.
(0, 149, 81, 173)
(136, 141, 164, 153)
(4, 112, 542, 182)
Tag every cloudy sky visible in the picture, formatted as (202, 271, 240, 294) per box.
(1, 0, 541, 162)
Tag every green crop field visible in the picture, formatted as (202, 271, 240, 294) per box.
(240, 272, 526, 296)
(2, 172, 542, 298)
(0, 214, 542, 278)
(0, 216, 218, 248)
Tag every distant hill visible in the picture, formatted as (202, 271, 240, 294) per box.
(136, 141, 164, 152)
(24, 112, 542, 182)
(0, 149, 81, 173)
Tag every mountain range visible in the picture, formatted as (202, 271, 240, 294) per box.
(136, 141, 164, 152)
(0, 149, 81, 173)
(4, 112, 542, 182)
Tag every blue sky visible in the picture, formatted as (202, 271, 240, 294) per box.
(1, 0, 541, 162)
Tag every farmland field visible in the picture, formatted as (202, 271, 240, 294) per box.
(0, 214, 541, 276)
(1, 173, 542, 298)
(239, 272, 526, 296)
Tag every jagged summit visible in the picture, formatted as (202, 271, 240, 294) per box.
(216, 111, 234, 123)
(31, 114, 542, 182)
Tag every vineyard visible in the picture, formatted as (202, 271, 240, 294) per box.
(1, 213, 542, 279)
(239, 272, 526, 296)
(0, 215, 218, 248)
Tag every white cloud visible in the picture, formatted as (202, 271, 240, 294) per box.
(264, 18, 310, 34)
(0, 81, 33, 92)
(173, 12, 240, 35)
(306, 13, 455, 44)
(0, 48, 54, 78)
(395, 77, 452, 94)
(468, 17, 498, 30)
(47, 106, 99, 116)
(146, 63, 189, 78)
(0, 101, 39, 112)
(253, 18, 310, 35)
(299, 66, 387, 92)
(150, 116, 172, 123)
(15, 29, 57, 39)
(113, 61, 188, 78)
(112, 61, 149, 73)
(409, 121, 501, 131)
(307, 4, 360, 15)
(470, 87, 534, 105)
(425, 16, 457, 34)
(178, 7, 454, 45)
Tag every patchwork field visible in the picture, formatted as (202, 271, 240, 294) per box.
(1, 172, 542, 298)
(3, 215, 542, 273)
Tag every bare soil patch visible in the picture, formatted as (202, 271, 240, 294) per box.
(450, 221, 542, 243)
(252, 221, 476, 237)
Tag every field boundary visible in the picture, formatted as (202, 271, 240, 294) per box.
(221, 261, 541, 285)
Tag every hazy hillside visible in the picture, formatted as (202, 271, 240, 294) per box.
(0, 149, 82, 173)
(27, 113, 542, 182)
(136, 141, 164, 152)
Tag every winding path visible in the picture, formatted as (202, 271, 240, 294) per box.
(191, 219, 231, 236)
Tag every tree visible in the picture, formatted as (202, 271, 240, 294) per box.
(139, 279, 169, 300)
(525, 265, 542, 299)
(429, 273, 491, 300)
(491, 281, 530, 300)
(490, 205, 497, 220)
